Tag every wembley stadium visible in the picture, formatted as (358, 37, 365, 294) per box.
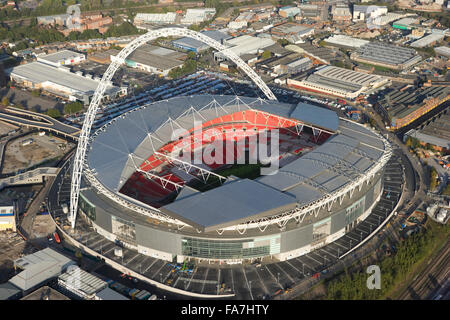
(60, 94, 392, 265)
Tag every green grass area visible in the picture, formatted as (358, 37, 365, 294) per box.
(319, 220, 449, 300)
(358, 62, 399, 74)
(188, 163, 263, 192)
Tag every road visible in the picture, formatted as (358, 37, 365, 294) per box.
(0, 107, 79, 139)
(20, 176, 55, 240)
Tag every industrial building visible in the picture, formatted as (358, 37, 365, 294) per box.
(410, 33, 445, 48)
(8, 62, 125, 104)
(8, 248, 75, 294)
(180, 8, 216, 25)
(37, 50, 86, 67)
(172, 30, 231, 53)
(112, 44, 187, 76)
(214, 35, 275, 61)
(392, 17, 419, 30)
(287, 65, 389, 99)
(298, 4, 322, 20)
(435, 46, 450, 58)
(88, 49, 120, 64)
(404, 108, 450, 152)
(256, 52, 311, 76)
(58, 267, 107, 300)
(352, 5, 388, 21)
(377, 86, 450, 129)
(332, 3, 352, 22)
(270, 22, 314, 43)
(278, 6, 301, 18)
(351, 42, 422, 70)
(134, 12, 177, 25)
(0, 203, 15, 232)
(286, 42, 336, 65)
(324, 34, 370, 49)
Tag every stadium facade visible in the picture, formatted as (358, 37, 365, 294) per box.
(74, 94, 392, 264)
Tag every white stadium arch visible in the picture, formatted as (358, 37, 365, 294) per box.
(69, 27, 277, 228)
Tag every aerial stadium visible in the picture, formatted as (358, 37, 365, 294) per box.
(45, 29, 395, 287)
(64, 93, 391, 265)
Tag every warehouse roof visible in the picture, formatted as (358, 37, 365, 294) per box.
(172, 30, 231, 51)
(410, 33, 445, 48)
(58, 267, 107, 297)
(0, 282, 21, 300)
(37, 49, 85, 64)
(324, 34, 370, 48)
(9, 248, 75, 291)
(8, 62, 118, 96)
(354, 42, 421, 67)
(161, 178, 297, 231)
(96, 287, 129, 300)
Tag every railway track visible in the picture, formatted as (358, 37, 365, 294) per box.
(396, 240, 450, 300)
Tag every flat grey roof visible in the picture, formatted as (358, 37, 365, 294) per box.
(161, 178, 297, 231)
(38, 50, 85, 64)
(291, 102, 339, 132)
(9, 62, 118, 95)
(96, 287, 129, 300)
(0, 282, 21, 300)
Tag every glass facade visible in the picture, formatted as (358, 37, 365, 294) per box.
(79, 193, 96, 221)
(345, 197, 365, 225)
(181, 237, 272, 260)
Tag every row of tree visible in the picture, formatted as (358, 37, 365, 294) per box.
(326, 222, 449, 299)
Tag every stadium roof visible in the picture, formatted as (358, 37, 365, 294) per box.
(86, 95, 389, 230)
(161, 179, 297, 231)
(291, 102, 339, 132)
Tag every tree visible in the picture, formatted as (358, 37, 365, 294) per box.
(261, 50, 271, 60)
(47, 108, 61, 118)
(64, 101, 83, 115)
(1, 96, 9, 106)
(31, 89, 41, 97)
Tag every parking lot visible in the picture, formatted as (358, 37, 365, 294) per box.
(48, 153, 404, 300)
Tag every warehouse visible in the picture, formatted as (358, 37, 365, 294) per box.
(8, 248, 76, 294)
(435, 46, 450, 58)
(58, 267, 107, 300)
(112, 44, 187, 76)
(378, 86, 450, 129)
(180, 8, 216, 25)
(352, 5, 387, 21)
(351, 42, 422, 70)
(324, 34, 370, 49)
(287, 65, 389, 99)
(133, 12, 177, 25)
(37, 50, 86, 67)
(214, 35, 275, 61)
(8, 62, 125, 104)
(410, 33, 445, 48)
(271, 22, 314, 43)
(286, 43, 336, 64)
(404, 107, 450, 152)
(278, 6, 301, 18)
(172, 30, 231, 53)
(392, 17, 419, 30)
